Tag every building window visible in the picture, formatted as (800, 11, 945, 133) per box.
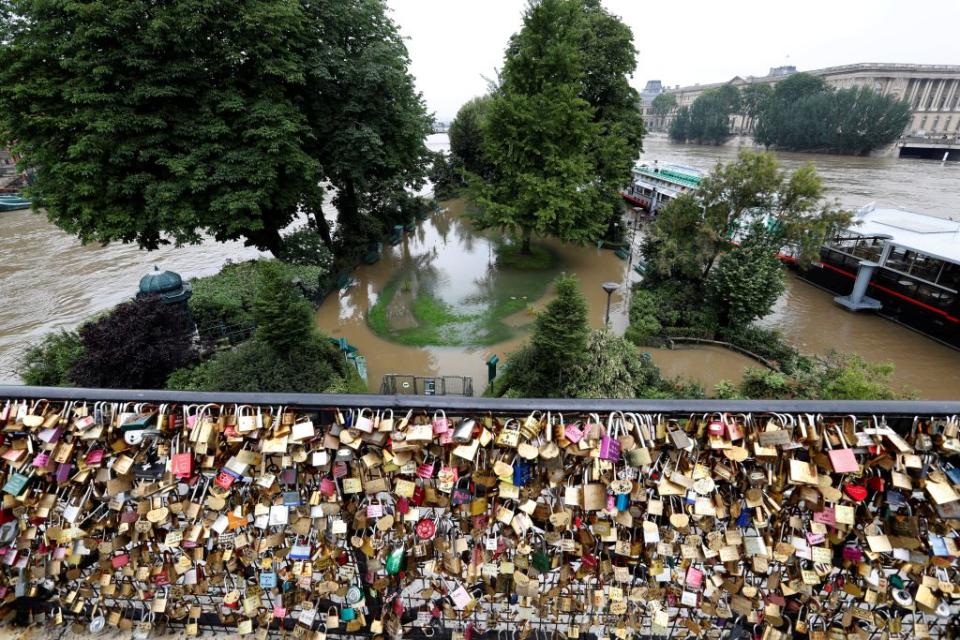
(920, 117, 927, 131)
(945, 117, 952, 133)
(932, 117, 939, 132)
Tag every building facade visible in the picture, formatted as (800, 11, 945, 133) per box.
(650, 63, 960, 139)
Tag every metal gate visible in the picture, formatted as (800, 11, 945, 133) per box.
(379, 375, 474, 396)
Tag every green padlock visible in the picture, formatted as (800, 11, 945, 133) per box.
(532, 549, 551, 573)
(386, 546, 405, 576)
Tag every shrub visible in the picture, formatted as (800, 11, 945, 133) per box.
(277, 227, 335, 268)
(625, 288, 662, 346)
(69, 296, 198, 389)
(18, 330, 84, 386)
(189, 260, 327, 341)
(253, 261, 315, 354)
(562, 329, 668, 399)
(166, 337, 351, 393)
(718, 324, 799, 370)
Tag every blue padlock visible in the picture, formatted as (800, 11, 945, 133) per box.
(615, 493, 629, 511)
(736, 507, 752, 527)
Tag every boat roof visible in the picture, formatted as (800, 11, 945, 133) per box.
(633, 161, 703, 188)
(848, 204, 960, 265)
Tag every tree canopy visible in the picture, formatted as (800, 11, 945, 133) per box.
(754, 73, 910, 154)
(449, 96, 494, 179)
(470, 0, 642, 252)
(642, 149, 850, 298)
(651, 93, 677, 116)
(0, 0, 430, 255)
(669, 86, 739, 145)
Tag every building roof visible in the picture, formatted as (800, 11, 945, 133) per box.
(848, 205, 960, 265)
(665, 62, 960, 95)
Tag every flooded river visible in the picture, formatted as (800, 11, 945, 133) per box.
(0, 133, 957, 397)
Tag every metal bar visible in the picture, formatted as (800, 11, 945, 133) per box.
(2, 385, 959, 415)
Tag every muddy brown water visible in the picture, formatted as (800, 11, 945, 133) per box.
(0, 133, 957, 397)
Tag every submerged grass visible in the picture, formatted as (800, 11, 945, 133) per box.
(367, 285, 526, 347)
(365, 209, 562, 347)
(495, 244, 557, 271)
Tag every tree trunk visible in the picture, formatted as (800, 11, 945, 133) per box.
(520, 228, 532, 255)
(339, 179, 361, 236)
(312, 210, 334, 251)
(247, 226, 284, 258)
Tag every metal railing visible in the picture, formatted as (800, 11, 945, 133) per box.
(2, 385, 958, 416)
(2, 386, 959, 639)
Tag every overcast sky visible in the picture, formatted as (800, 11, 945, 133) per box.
(387, 0, 960, 121)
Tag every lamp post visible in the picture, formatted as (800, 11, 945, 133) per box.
(602, 282, 619, 327)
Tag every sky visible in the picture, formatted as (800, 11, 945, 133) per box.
(386, 0, 960, 121)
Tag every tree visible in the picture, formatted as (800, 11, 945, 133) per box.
(0, 0, 430, 256)
(449, 96, 493, 178)
(471, 0, 609, 254)
(252, 261, 315, 355)
(706, 224, 786, 327)
(68, 297, 198, 389)
(671, 87, 739, 145)
(499, 274, 590, 396)
(754, 73, 908, 154)
(669, 106, 691, 142)
(563, 329, 666, 398)
(0, 0, 324, 255)
(312, 0, 433, 249)
(19, 331, 84, 387)
(652, 93, 677, 123)
(641, 150, 850, 328)
(579, 0, 645, 228)
(741, 84, 773, 119)
(428, 151, 465, 200)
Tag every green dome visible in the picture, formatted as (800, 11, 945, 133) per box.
(139, 266, 183, 295)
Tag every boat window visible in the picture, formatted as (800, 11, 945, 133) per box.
(937, 262, 960, 291)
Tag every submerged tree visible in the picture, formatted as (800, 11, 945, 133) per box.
(651, 93, 677, 128)
(642, 150, 850, 326)
(471, 0, 611, 253)
(754, 73, 909, 154)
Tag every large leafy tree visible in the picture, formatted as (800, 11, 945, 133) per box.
(310, 0, 432, 249)
(754, 73, 909, 154)
(643, 149, 850, 300)
(651, 93, 677, 119)
(0, 0, 430, 256)
(0, 0, 322, 254)
(670, 86, 739, 145)
(449, 96, 494, 179)
(580, 0, 645, 222)
(471, 0, 614, 253)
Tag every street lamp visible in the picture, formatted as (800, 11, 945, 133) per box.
(602, 282, 619, 327)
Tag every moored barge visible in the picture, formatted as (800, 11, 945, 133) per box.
(800, 204, 959, 349)
(621, 161, 702, 212)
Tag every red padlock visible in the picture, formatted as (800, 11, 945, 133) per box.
(411, 484, 425, 507)
(866, 468, 885, 492)
(415, 517, 436, 540)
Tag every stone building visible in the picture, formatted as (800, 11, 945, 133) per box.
(649, 63, 960, 140)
